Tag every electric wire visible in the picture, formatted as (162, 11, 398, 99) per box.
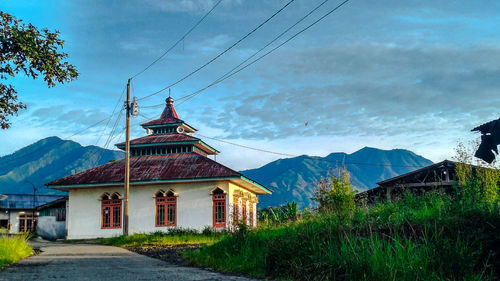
(141, 0, 350, 109)
(136, 0, 296, 101)
(130, 0, 223, 79)
(95, 85, 127, 146)
(0, 107, 123, 165)
(135, 113, 425, 169)
(95, 109, 125, 166)
(178, 0, 351, 105)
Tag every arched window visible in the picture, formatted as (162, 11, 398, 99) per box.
(212, 188, 226, 228)
(241, 197, 247, 225)
(101, 192, 121, 229)
(156, 190, 177, 227)
(249, 200, 254, 227)
(233, 195, 239, 223)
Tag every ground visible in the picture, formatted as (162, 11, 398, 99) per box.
(0, 238, 256, 281)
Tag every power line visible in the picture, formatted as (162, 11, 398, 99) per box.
(136, 0, 296, 101)
(95, 85, 127, 146)
(142, 0, 350, 108)
(195, 133, 424, 168)
(95, 109, 125, 166)
(0, 110, 122, 165)
(135, 114, 425, 169)
(196, 133, 296, 157)
(130, 0, 223, 79)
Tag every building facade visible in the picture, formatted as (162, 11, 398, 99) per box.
(0, 194, 66, 234)
(47, 97, 271, 239)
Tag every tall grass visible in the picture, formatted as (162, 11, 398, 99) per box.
(100, 228, 226, 247)
(185, 192, 500, 280)
(0, 234, 33, 268)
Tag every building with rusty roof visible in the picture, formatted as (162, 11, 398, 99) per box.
(47, 96, 272, 239)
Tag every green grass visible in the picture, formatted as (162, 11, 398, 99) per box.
(99, 228, 226, 247)
(185, 193, 500, 280)
(0, 234, 33, 268)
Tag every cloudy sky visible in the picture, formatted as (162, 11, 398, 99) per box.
(1, 0, 499, 170)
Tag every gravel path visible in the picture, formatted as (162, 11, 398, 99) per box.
(0, 239, 257, 281)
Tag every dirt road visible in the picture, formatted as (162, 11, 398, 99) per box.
(0, 239, 256, 281)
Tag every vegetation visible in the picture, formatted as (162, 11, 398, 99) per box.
(260, 201, 299, 224)
(99, 228, 226, 247)
(0, 12, 78, 129)
(0, 234, 33, 268)
(185, 162, 500, 280)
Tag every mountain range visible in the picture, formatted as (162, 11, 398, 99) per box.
(242, 147, 433, 208)
(0, 137, 124, 195)
(0, 137, 433, 207)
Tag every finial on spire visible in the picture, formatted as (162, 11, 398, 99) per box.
(165, 95, 174, 105)
(169, 88, 171, 98)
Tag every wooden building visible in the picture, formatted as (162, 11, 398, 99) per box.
(356, 160, 457, 204)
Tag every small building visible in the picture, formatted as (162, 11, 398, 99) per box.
(0, 194, 66, 234)
(46, 97, 272, 239)
(356, 160, 457, 204)
(36, 197, 68, 240)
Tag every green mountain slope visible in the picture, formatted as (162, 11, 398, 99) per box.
(0, 137, 124, 195)
(242, 147, 433, 208)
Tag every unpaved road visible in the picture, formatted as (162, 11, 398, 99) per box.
(0, 239, 256, 281)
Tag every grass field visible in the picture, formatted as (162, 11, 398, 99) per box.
(185, 192, 500, 280)
(0, 234, 33, 268)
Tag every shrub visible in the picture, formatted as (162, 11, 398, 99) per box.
(312, 168, 357, 217)
(0, 234, 33, 268)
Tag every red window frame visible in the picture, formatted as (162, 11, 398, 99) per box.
(213, 194, 226, 228)
(249, 201, 254, 227)
(233, 195, 239, 223)
(156, 194, 177, 227)
(101, 199, 121, 229)
(241, 198, 247, 225)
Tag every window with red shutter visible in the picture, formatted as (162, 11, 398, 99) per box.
(101, 193, 121, 229)
(212, 188, 226, 228)
(156, 191, 177, 227)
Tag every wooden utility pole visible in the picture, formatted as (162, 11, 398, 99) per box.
(124, 78, 131, 236)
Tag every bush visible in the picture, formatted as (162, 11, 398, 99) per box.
(186, 192, 500, 280)
(99, 227, 226, 247)
(0, 234, 33, 268)
(312, 168, 357, 217)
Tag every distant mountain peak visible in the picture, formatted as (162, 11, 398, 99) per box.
(242, 147, 433, 208)
(0, 136, 124, 195)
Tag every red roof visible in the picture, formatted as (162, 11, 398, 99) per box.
(116, 134, 200, 146)
(46, 153, 241, 187)
(141, 97, 183, 127)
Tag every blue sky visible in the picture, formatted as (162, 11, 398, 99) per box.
(1, 0, 499, 170)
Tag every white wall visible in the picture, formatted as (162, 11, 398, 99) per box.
(0, 210, 33, 234)
(66, 182, 232, 239)
(37, 216, 66, 240)
(228, 183, 258, 228)
(67, 188, 123, 239)
(129, 181, 229, 234)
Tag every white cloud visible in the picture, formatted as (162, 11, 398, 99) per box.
(145, 0, 241, 13)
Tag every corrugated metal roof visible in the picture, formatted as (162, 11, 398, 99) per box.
(0, 194, 66, 210)
(46, 153, 241, 187)
(115, 134, 200, 147)
(115, 134, 219, 154)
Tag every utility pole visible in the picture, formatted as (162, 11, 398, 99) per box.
(124, 78, 131, 236)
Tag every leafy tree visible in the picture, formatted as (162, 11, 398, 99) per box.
(0, 12, 78, 129)
(312, 168, 357, 216)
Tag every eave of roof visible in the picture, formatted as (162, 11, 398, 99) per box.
(377, 160, 455, 186)
(46, 154, 271, 195)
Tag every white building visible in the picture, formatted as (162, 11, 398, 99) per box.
(47, 97, 272, 239)
(0, 194, 66, 234)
